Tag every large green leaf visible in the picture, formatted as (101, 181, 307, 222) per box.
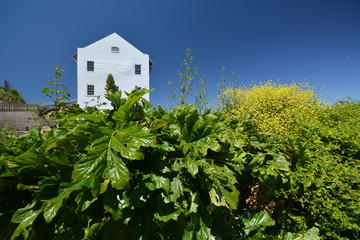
(146, 174, 171, 194)
(243, 211, 276, 235)
(103, 149, 130, 190)
(83, 220, 107, 240)
(170, 177, 184, 202)
(42, 181, 83, 223)
(196, 217, 216, 240)
(182, 222, 195, 240)
(6, 145, 39, 172)
(205, 163, 239, 210)
(154, 209, 183, 223)
(11, 201, 42, 240)
(110, 124, 154, 160)
(267, 154, 291, 172)
(183, 213, 216, 240)
(209, 188, 227, 207)
(301, 227, 320, 240)
(119, 89, 153, 112)
(185, 158, 199, 176)
(72, 147, 107, 195)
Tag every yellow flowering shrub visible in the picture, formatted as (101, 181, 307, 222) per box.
(221, 80, 322, 136)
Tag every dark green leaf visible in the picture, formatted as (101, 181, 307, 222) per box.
(75, 190, 97, 213)
(104, 188, 129, 221)
(42, 181, 83, 223)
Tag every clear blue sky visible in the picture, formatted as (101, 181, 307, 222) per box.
(1, 0, 359, 107)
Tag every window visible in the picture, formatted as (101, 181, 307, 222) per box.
(111, 47, 119, 53)
(87, 61, 94, 71)
(135, 86, 142, 90)
(87, 85, 94, 96)
(135, 64, 141, 75)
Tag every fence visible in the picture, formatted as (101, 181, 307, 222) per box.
(0, 103, 39, 112)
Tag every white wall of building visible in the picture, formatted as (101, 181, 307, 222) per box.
(75, 33, 150, 109)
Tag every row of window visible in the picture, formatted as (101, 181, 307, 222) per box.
(87, 85, 143, 96)
(86, 61, 142, 75)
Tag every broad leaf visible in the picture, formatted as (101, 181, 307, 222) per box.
(301, 227, 320, 240)
(72, 149, 107, 195)
(154, 209, 183, 222)
(243, 211, 275, 235)
(209, 188, 227, 207)
(170, 177, 184, 202)
(103, 149, 130, 190)
(196, 217, 216, 240)
(42, 181, 83, 223)
(83, 221, 107, 240)
(6, 145, 39, 172)
(110, 124, 154, 160)
(11, 201, 42, 240)
(148, 174, 171, 194)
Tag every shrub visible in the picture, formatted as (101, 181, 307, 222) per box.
(1, 84, 358, 239)
(221, 80, 322, 137)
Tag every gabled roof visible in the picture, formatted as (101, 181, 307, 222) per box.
(71, 33, 153, 66)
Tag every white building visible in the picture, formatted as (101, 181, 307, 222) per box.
(72, 33, 153, 109)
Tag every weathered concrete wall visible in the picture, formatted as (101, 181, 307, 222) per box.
(0, 111, 43, 131)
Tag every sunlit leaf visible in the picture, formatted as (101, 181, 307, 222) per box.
(11, 201, 42, 240)
(103, 150, 130, 190)
(243, 211, 275, 235)
(110, 124, 154, 160)
(170, 177, 184, 202)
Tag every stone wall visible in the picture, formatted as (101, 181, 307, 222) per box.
(0, 104, 46, 131)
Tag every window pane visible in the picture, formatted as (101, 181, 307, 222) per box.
(111, 47, 119, 53)
(135, 64, 141, 75)
(87, 61, 94, 71)
(87, 85, 94, 95)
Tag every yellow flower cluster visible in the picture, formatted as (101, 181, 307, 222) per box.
(221, 80, 321, 137)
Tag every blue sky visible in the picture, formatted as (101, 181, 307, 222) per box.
(1, 0, 359, 107)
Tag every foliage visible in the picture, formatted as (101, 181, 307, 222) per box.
(0, 89, 282, 239)
(105, 73, 117, 93)
(195, 74, 210, 114)
(168, 49, 210, 112)
(1, 84, 359, 239)
(221, 80, 321, 136)
(41, 66, 70, 106)
(276, 100, 360, 239)
(0, 87, 26, 104)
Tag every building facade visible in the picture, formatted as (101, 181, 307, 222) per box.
(72, 33, 152, 109)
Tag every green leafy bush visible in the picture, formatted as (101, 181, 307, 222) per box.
(1, 88, 358, 239)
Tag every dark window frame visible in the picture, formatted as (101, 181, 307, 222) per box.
(87, 85, 95, 96)
(135, 64, 141, 75)
(87, 61, 94, 71)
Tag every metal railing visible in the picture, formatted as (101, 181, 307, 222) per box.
(39, 99, 78, 108)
